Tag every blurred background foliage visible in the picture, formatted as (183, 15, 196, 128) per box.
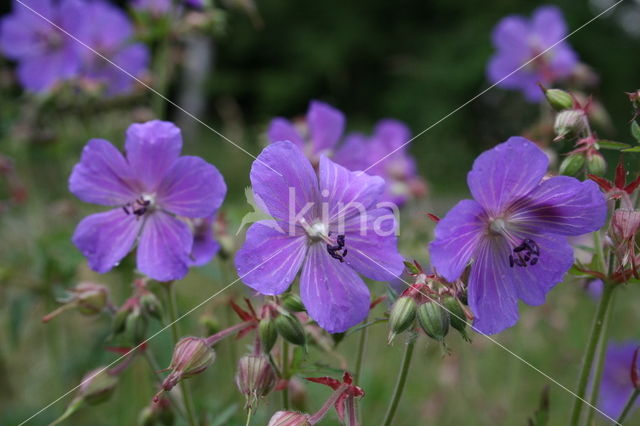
(1, 0, 640, 425)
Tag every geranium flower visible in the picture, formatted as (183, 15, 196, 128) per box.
(430, 137, 606, 334)
(78, 1, 149, 96)
(488, 5, 578, 102)
(69, 120, 226, 281)
(267, 101, 345, 166)
(235, 141, 403, 333)
(187, 215, 220, 267)
(0, 0, 85, 93)
(597, 341, 640, 419)
(334, 119, 426, 205)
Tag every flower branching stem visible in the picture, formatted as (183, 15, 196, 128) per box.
(382, 335, 416, 426)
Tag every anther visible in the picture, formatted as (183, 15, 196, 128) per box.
(509, 238, 540, 268)
(326, 234, 347, 262)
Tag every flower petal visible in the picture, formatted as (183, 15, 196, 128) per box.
(341, 208, 404, 282)
(267, 118, 305, 149)
(468, 238, 520, 335)
(372, 119, 411, 152)
(319, 155, 385, 222)
(531, 6, 568, 47)
(189, 216, 219, 267)
(307, 101, 345, 154)
(125, 120, 183, 190)
(69, 138, 137, 206)
(156, 156, 226, 218)
(510, 177, 606, 236)
(300, 243, 370, 333)
(333, 133, 370, 171)
(467, 137, 548, 215)
(136, 211, 193, 282)
(430, 199, 486, 282)
(250, 141, 320, 224)
(235, 221, 308, 295)
(72, 208, 142, 274)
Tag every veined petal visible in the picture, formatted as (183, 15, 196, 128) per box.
(430, 199, 486, 282)
(157, 156, 226, 218)
(69, 138, 137, 206)
(307, 101, 345, 154)
(509, 177, 606, 236)
(467, 137, 548, 215)
(267, 118, 304, 149)
(340, 208, 404, 282)
(235, 221, 308, 295)
(136, 211, 193, 282)
(72, 208, 142, 274)
(531, 6, 568, 47)
(125, 120, 182, 191)
(319, 155, 385, 223)
(300, 243, 370, 333)
(468, 238, 519, 335)
(250, 141, 320, 224)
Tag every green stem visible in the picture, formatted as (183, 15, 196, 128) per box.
(354, 316, 368, 385)
(381, 337, 416, 426)
(281, 340, 290, 410)
(569, 282, 616, 426)
(245, 408, 253, 426)
(616, 389, 640, 424)
(164, 283, 198, 426)
(593, 231, 606, 273)
(151, 34, 171, 119)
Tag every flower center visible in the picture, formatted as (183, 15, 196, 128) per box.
(123, 194, 155, 219)
(306, 222, 329, 241)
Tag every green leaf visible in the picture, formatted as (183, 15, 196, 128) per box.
(622, 146, 640, 153)
(632, 120, 640, 142)
(403, 260, 420, 275)
(596, 140, 631, 150)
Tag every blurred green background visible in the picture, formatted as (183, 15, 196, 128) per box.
(1, 0, 640, 424)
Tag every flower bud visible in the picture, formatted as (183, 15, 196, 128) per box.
(559, 154, 585, 177)
(586, 151, 606, 176)
(554, 109, 586, 140)
(442, 296, 470, 342)
(387, 296, 417, 344)
(79, 368, 119, 405)
(235, 354, 277, 410)
(161, 337, 215, 392)
(544, 88, 574, 111)
(281, 293, 305, 312)
(140, 291, 162, 320)
(274, 312, 306, 347)
(417, 301, 449, 341)
(42, 283, 109, 322)
(126, 306, 148, 344)
(259, 317, 278, 353)
(267, 411, 312, 426)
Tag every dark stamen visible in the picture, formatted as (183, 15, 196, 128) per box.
(326, 234, 347, 262)
(509, 238, 540, 268)
(123, 197, 151, 220)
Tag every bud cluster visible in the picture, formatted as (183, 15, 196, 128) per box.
(258, 294, 308, 353)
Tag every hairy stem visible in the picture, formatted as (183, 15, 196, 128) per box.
(381, 337, 416, 426)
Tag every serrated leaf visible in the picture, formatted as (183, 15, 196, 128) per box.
(632, 121, 640, 142)
(597, 140, 631, 150)
(622, 146, 640, 153)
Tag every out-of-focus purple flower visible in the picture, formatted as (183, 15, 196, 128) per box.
(69, 120, 226, 282)
(184, 0, 205, 8)
(187, 215, 220, 266)
(430, 137, 606, 334)
(488, 6, 578, 102)
(598, 341, 640, 420)
(235, 141, 403, 333)
(585, 279, 603, 300)
(78, 1, 149, 96)
(131, 0, 172, 15)
(267, 101, 345, 166)
(334, 119, 426, 205)
(0, 0, 85, 93)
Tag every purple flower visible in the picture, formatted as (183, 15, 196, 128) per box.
(267, 101, 345, 166)
(334, 119, 425, 205)
(488, 6, 578, 102)
(235, 141, 404, 333)
(0, 0, 85, 93)
(69, 120, 226, 282)
(78, 1, 149, 96)
(187, 215, 220, 267)
(598, 341, 640, 420)
(132, 0, 172, 15)
(430, 137, 606, 334)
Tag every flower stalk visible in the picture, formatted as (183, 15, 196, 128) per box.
(617, 389, 640, 424)
(382, 335, 416, 426)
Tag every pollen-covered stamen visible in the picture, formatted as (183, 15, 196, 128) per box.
(122, 195, 155, 219)
(326, 233, 347, 263)
(509, 238, 540, 268)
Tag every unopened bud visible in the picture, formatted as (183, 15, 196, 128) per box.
(586, 152, 606, 176)
(140, 291, 162, 320)
(442, 296, 470, 342)
(559, 154, 585, 177)
(554, 109, 586, 140)
(274, 312, 306, 346)
(161, 337, 215, 392)
(235, 354, 277, 410)
(79, 368, 119, 405)
(544, 88, 574, 111)
(387, 296, 417, 344)
(259, 317, 278, 353)
(267, 411, 312, 426)
(417, 301, 449, 341)
(126, 307, 148, 344)
(281, 293, 305, 312)
(42, 283, 109, 322)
